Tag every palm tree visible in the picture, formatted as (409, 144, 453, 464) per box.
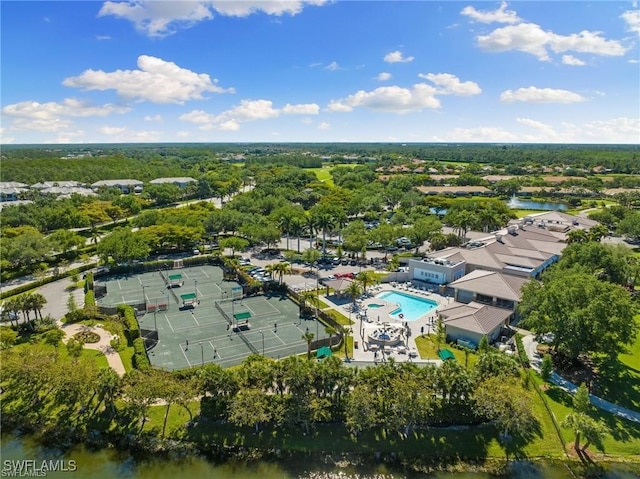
(302, 330, 315, 360)
(314, 211, 335, 254)
(273, 262, 293, 284)
(325, 325, 336, 346)
(345, 281, 361, 309)
(289, 216, 305, 253)
(301, 248, 321, 275)
(304, 212, 316, 249)
(29, 292, 47, 321)
(278, 214, 293, 251)
(356, 270, 377, 295)
(299, 290, 317, 318)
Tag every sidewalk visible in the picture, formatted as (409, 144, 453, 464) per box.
(61, 322, 127, 376)
(522, 334, 640, 424)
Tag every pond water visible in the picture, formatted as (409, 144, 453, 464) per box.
(3, 432, 638, 479)
(506, 197, 567, 211)
(429, 198, 567, 216)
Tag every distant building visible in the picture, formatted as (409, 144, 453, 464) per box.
(31, 181, 83, 189)
(416, 185, 493, 196)
(149, 177, 197, 188)
(91, 179, 143, 194)
(0, 182, 29, 202)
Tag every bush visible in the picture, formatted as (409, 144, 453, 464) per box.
(132, 337, 150, 369)
(514, 334, 530, 368)
(117, 305, 139, 343)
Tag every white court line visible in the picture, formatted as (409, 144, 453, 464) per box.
(182, 271, 190, 279)
(165, 315, 176, 333)
(189, 311, 200, 326)
(199, 267, 210, 279)
(117, 279, 122, 290)
(180, 346, 193, 367)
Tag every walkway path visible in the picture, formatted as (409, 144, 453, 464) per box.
(61, 322, 126, 377)
(522, 334, 640, 424)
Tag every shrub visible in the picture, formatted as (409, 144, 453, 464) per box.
(117, 305, 139, 343)
(132, 337, 150, 369)
(514, 334, 530, 368)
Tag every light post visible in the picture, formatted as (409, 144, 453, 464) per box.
(142, 284, 147, 308)
(199, 343, 204, 366)
(194, 279, 198, 303)
(259, 330, 265, 356)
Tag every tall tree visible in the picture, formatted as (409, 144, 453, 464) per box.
(519, 272, 637, 361)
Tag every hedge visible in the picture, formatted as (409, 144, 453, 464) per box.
(84, 290, 96, 309)
(117, 304, 140, 344)
(514, 333, 530, 368)
(132, 338, 150, 369)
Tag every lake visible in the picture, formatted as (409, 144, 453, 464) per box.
(506, 197, 567, 211)
(430, 198, 567, 216)
(2, 431, 638, 479)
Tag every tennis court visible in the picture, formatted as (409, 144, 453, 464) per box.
(96, 265, 328, 369)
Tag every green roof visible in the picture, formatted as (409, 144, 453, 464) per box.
(438, 349, 456, 361)
(169, 274, 183, 280)
(316, 346, 332, 359)
(234, 311, 251, 320)
(181, 293, 196, 300)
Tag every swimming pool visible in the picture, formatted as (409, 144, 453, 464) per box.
(376, 291, 438, 321)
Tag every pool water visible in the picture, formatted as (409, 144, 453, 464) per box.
(376, 291, 438, 321)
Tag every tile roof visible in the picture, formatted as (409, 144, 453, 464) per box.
(449, 270, 529, 301)
(439, 301, 512, 335)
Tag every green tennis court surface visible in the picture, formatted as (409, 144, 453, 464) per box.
(95, 265, 328, 369)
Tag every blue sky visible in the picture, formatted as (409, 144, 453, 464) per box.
(1, 1, 638, 144)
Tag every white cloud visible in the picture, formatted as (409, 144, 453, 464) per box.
(98, 126, 161, 142)
(144, 114, 162, 121)
(460, 1, 520, 24)
(96, 35, 111, 40)
(500, 86, 586, 103)
(282, 103, 320, 114)
(476, 22, 628, 61)
(99, 1, 328, 38)
(629, 59, 639, 64)
(516, 117, 559, 139)
(561, 55, 586, 66)
(2, 98, 129, 132)
(327, 84, 440, 113)
(318, 122, 330, 130)
(621, 9, 640, 34)
(384, 50, 414, 63)
(376, 72, 392, 81)
(567, 117, 639, 143)
(179, 99, 317, 130)
(325, 61, 340, 71)
(63, 55, 233, 104)
(210, 0, 328, 18)
(2, 98, 129, 119)
(99, 126, 127, 135)
(418, 73, 482, 95)
(434, 127, 519, 142)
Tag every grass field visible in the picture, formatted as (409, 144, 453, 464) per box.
(415, 334, 479, 368)
(308, 167, 335, 186)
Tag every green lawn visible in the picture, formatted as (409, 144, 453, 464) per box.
(415, 334, 478, 368)
(592, 314, 640, 411)
(511, 209, 547, 218)
(535, 376, 640, 458)
(308, 167, 335, 186)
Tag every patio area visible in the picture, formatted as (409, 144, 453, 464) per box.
(322, 282, 454, 365)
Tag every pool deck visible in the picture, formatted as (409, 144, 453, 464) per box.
(322, 282, 453, 365)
